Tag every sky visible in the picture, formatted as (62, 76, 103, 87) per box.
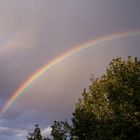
(0, 0, 140, 139)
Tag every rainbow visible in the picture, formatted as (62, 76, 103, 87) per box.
(1, 30, 140, 116)
(0, 16, 46, 53)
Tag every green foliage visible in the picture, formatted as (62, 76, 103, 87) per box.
(50, 120, 71, 140)
(71, 57, 140, 140)
(27, 124, 50, 140)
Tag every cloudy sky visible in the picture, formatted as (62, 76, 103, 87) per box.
(0, 0, 140, 139)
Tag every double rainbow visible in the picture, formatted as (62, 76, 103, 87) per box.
(1, 30, 140, 116)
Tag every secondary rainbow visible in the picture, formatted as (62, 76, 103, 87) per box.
(1, 30, 140, 116)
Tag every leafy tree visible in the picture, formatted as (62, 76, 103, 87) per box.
(27, 124, 50, 140)
(50, 120, 71, 140)
(71, 57, 140, 140)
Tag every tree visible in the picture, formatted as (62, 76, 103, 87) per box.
(71, 57, 140, 140)
(27, 124, 50, 140)
(50, 120, 71, 140)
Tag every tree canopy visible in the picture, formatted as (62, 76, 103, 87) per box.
(27, 124, 50, 140)
(71, 57, 140, 140)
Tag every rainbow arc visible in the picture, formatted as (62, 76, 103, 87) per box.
(1, 30, 140, 116)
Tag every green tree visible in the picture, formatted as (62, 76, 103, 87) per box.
(50, 120, 71, 140)
(27, 124, 50, 140)
(71, 57, 140, 140)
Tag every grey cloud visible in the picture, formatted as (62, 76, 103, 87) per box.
(0, 126, 27, 138)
